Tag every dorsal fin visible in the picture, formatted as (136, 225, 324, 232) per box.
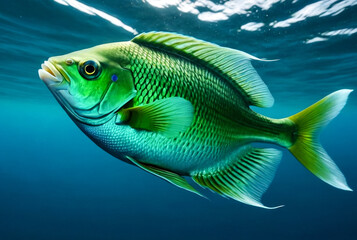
(132, 32, 274, 108)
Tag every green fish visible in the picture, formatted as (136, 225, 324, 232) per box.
(38, 32, 352, 208)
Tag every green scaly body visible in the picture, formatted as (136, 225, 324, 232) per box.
(39, 32, 352, 208)
(80, 41, 294, 174)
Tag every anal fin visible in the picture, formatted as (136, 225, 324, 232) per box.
(126, 156, 203, 197)
(192, 146, 283, 209)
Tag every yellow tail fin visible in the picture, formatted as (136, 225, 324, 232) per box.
(288, 89, 353, 191)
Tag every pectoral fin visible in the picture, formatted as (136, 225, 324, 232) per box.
(117, 97, 194, 137)
(127, 156, 203, 197)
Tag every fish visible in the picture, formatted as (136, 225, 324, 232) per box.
(38, 32, 353, 208)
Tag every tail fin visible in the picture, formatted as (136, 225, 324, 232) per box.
(288, 89, 353, 191)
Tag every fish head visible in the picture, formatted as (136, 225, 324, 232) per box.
(38, 44, 136, 125)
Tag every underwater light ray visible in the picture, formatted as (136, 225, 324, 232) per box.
(322, 28, 357, 36)
(240, 22, 265, 31)
(53, 0, 138, 35)
(271, 0, 357, 28)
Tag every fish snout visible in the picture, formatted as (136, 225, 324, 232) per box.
(38, 59, 63, 86)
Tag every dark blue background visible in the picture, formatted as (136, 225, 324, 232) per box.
(1, 0, 356, 239)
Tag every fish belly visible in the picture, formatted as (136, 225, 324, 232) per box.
(80, 117, 241, 175)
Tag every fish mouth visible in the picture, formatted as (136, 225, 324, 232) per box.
(38, 60, 64, 86)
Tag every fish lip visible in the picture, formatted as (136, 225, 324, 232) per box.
(38, 60, 64, 86)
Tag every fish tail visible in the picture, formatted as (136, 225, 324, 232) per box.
(287, 89, 353, 191)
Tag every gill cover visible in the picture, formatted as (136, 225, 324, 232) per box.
(98, 68, 137, 116)
(47, 48, 137, 125)
(73, 66, 137, 125)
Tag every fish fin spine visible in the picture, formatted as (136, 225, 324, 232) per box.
(126, 156, 204, 197)
(117, 97, 194, 137)
(192, 146, 283, 209)
(132, 32, 274, 108)
(288, 89, 353, 191)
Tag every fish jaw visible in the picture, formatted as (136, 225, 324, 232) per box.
(38, 59, 82, 122)
(38, 60, 64, 86)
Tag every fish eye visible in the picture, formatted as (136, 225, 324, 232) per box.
(79, 60, 101, 80)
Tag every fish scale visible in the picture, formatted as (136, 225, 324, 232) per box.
(99, 42, 247, 171)
(39, 32, 352, 207)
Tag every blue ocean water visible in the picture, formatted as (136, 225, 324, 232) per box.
(1, 0, 356, 239)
